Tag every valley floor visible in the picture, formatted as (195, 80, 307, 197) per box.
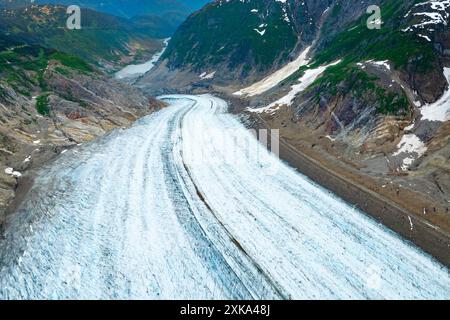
(0, 95, 448, 299)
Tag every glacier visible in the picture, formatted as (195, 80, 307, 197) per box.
(0, 95, 448, 300)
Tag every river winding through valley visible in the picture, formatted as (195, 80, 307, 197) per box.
(0, 95, 449, 299)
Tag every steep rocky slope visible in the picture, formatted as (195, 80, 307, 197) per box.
(0, 4, 164, 70)
(248, 0, 450, 219)
(0, 8, 164, 222)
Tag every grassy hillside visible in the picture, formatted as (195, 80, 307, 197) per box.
(0, 5, 162, 68)
(314, 0, 436, 70)
(0, 33, 96, 114)
(163, 0, 299, 73)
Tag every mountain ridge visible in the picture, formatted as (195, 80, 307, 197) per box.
(0, 4, 165, 69)
(11, 0, 213, 36)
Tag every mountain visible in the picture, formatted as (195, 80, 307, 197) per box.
(141, 0, 336, 90)
(0, 4, 164, 69)
(28, 0, 212, 34)
(0, 5, 164, 216)
(158, 0, 330, 82)
(144, 0, 449, 120)
(149, 0, 448, 88)
(0, 0, 29, 8)
(33, 0, 211, 18)
(140, 0, 450, 221)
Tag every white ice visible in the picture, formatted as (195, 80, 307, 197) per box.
(248, 60, 340, 114)
(234, 46, 311, 97)
(420, 67, 450, 122)
(0, 95, 448, 300)
(115, 38, 170, 81)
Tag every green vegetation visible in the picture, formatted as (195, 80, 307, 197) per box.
(378, 91, 409, 114)
(294, 1, 439, 116)
(0, 35, 93, 117)
(54, 66, 71, 77)
(310, 60, 409, 115)
(0, 42, 94, 92)
(314, 1, 437, 71)
(36, 95, 50, 116)
(164, 0, 298, 70)
(0, 5, 161, 67)
(49, 52, 93, 74)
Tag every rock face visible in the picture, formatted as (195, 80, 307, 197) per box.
(0, 59, 163, 220)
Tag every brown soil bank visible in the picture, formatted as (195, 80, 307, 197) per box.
(249, 114, 450, 268)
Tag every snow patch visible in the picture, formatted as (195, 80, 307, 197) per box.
(4, 167, 22, 177)
(368, 60, 391, 71)
(234, 46, 311, 97)
(393, 134, 428, 171)
(248, 60, 341, 114)
(420, 67, 450, 122)
(404, 121, 415, 132)
(254, 28, 266, 36)
(418, 34, 432, 41)
(402, 0, 450, 36)
(199, 71, 216, 80)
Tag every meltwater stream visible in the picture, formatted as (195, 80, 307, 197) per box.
(0, 95, 449, 299)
